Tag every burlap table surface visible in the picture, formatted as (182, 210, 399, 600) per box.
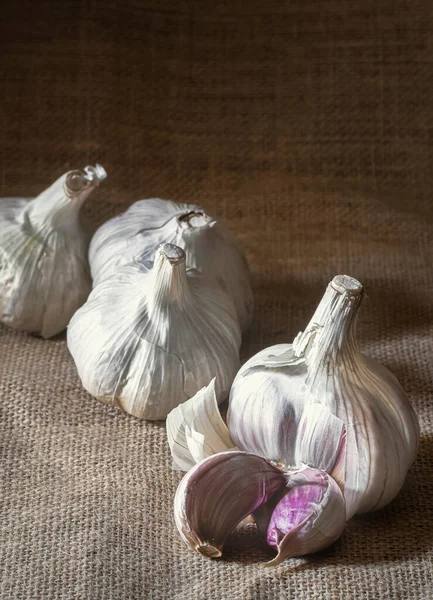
(1, 1, 432, 598)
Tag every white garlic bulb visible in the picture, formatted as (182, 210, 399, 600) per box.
(88, 198, 253, 331)
(0, 165, 106, 338)
(228, 275, 419, 519)
(68, 243, 241, 420)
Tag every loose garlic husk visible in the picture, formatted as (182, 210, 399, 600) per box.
(167, 381, 344, 477)
(0, 165, 106, 338)
(167, 378, 237, 471)
(228, 275, 420, 518)
(174, 451, 345, 564)
(67, 243, 241, 420)
(88, 198, 254, 331)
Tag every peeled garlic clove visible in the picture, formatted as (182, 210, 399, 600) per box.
(228, 275, 420, 518)
(89, 198, 253, 331)
(174, 451, 287, 558)
(68, 243, 241, 420)
(166, 378, 237, 470)
(0, 165, 106, 338)
(253, 467, 346, 566)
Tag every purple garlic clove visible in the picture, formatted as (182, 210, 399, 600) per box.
(256, 466, 346, 567)
(174, 452, 346, 566)
(174, 451, 287, 558)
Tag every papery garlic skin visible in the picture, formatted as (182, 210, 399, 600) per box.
(0, 165, 106, 338)
(68, 243, 241, 420)
(254, 467, 345, 566)
(166, 378, 237, 471)
(174, 452, 345, 564)
(174, 451, 287, 559)
(228, 275, 419, 518)
(89, 198, 254, 331)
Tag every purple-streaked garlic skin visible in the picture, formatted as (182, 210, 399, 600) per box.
(173, 453, 346, 567)
(174, 451, 286, 558)
(259, 467, 346, 566)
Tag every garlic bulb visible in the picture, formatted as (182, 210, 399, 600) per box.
(174, 451, 345, 564)
(89, 198, 253, 331)
(0, 165, 106, 338)
(67, 243, 241, 420)
(228, 275, 420, 518)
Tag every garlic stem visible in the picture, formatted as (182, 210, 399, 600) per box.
(149, 243, 192, 312)
(177, 210, 212, 229)
(24, 165, 105, 229)
(293, 275, 363, 389)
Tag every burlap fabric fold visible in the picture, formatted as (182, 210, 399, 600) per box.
(0, 1, 432, 598)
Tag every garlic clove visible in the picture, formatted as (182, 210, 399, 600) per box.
(174, 453, 346, 565)
(0, 165, 105, 337)
(166, 378, 236, 470)
(174, 451, 287, 558)
(294, 404, 346, 476)
(254, 467, 346, 567)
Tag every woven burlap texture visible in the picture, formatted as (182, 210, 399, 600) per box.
(1, 1, 432, 599)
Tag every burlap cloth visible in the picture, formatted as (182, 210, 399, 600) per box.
(1, 1, 432, 598)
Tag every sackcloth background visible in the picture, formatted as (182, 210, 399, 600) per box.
(0, 1, 432, 598)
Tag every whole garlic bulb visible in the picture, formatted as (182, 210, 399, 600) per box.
(228, 275, 419, 518)
(68, 243, 241, 420)
(0, 165, 106, 338)
(88, 198, 254, 331)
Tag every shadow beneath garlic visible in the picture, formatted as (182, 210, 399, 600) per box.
(217, 523, 273, 565)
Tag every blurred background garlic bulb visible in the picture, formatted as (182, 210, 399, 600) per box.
(68, 243, 241, 420)
(0, 164, 106, 338)
(89, 198, 254, 331)
(228, 275, 419, 518)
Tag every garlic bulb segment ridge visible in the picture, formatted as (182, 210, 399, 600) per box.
(228, 275, 419, 518)
(0, 164, 106, 338)
(174, 452, 346, 564)
(89, 198, 254, 331)
(67, 243, 241, 420)
(166, 378, 237, 471)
